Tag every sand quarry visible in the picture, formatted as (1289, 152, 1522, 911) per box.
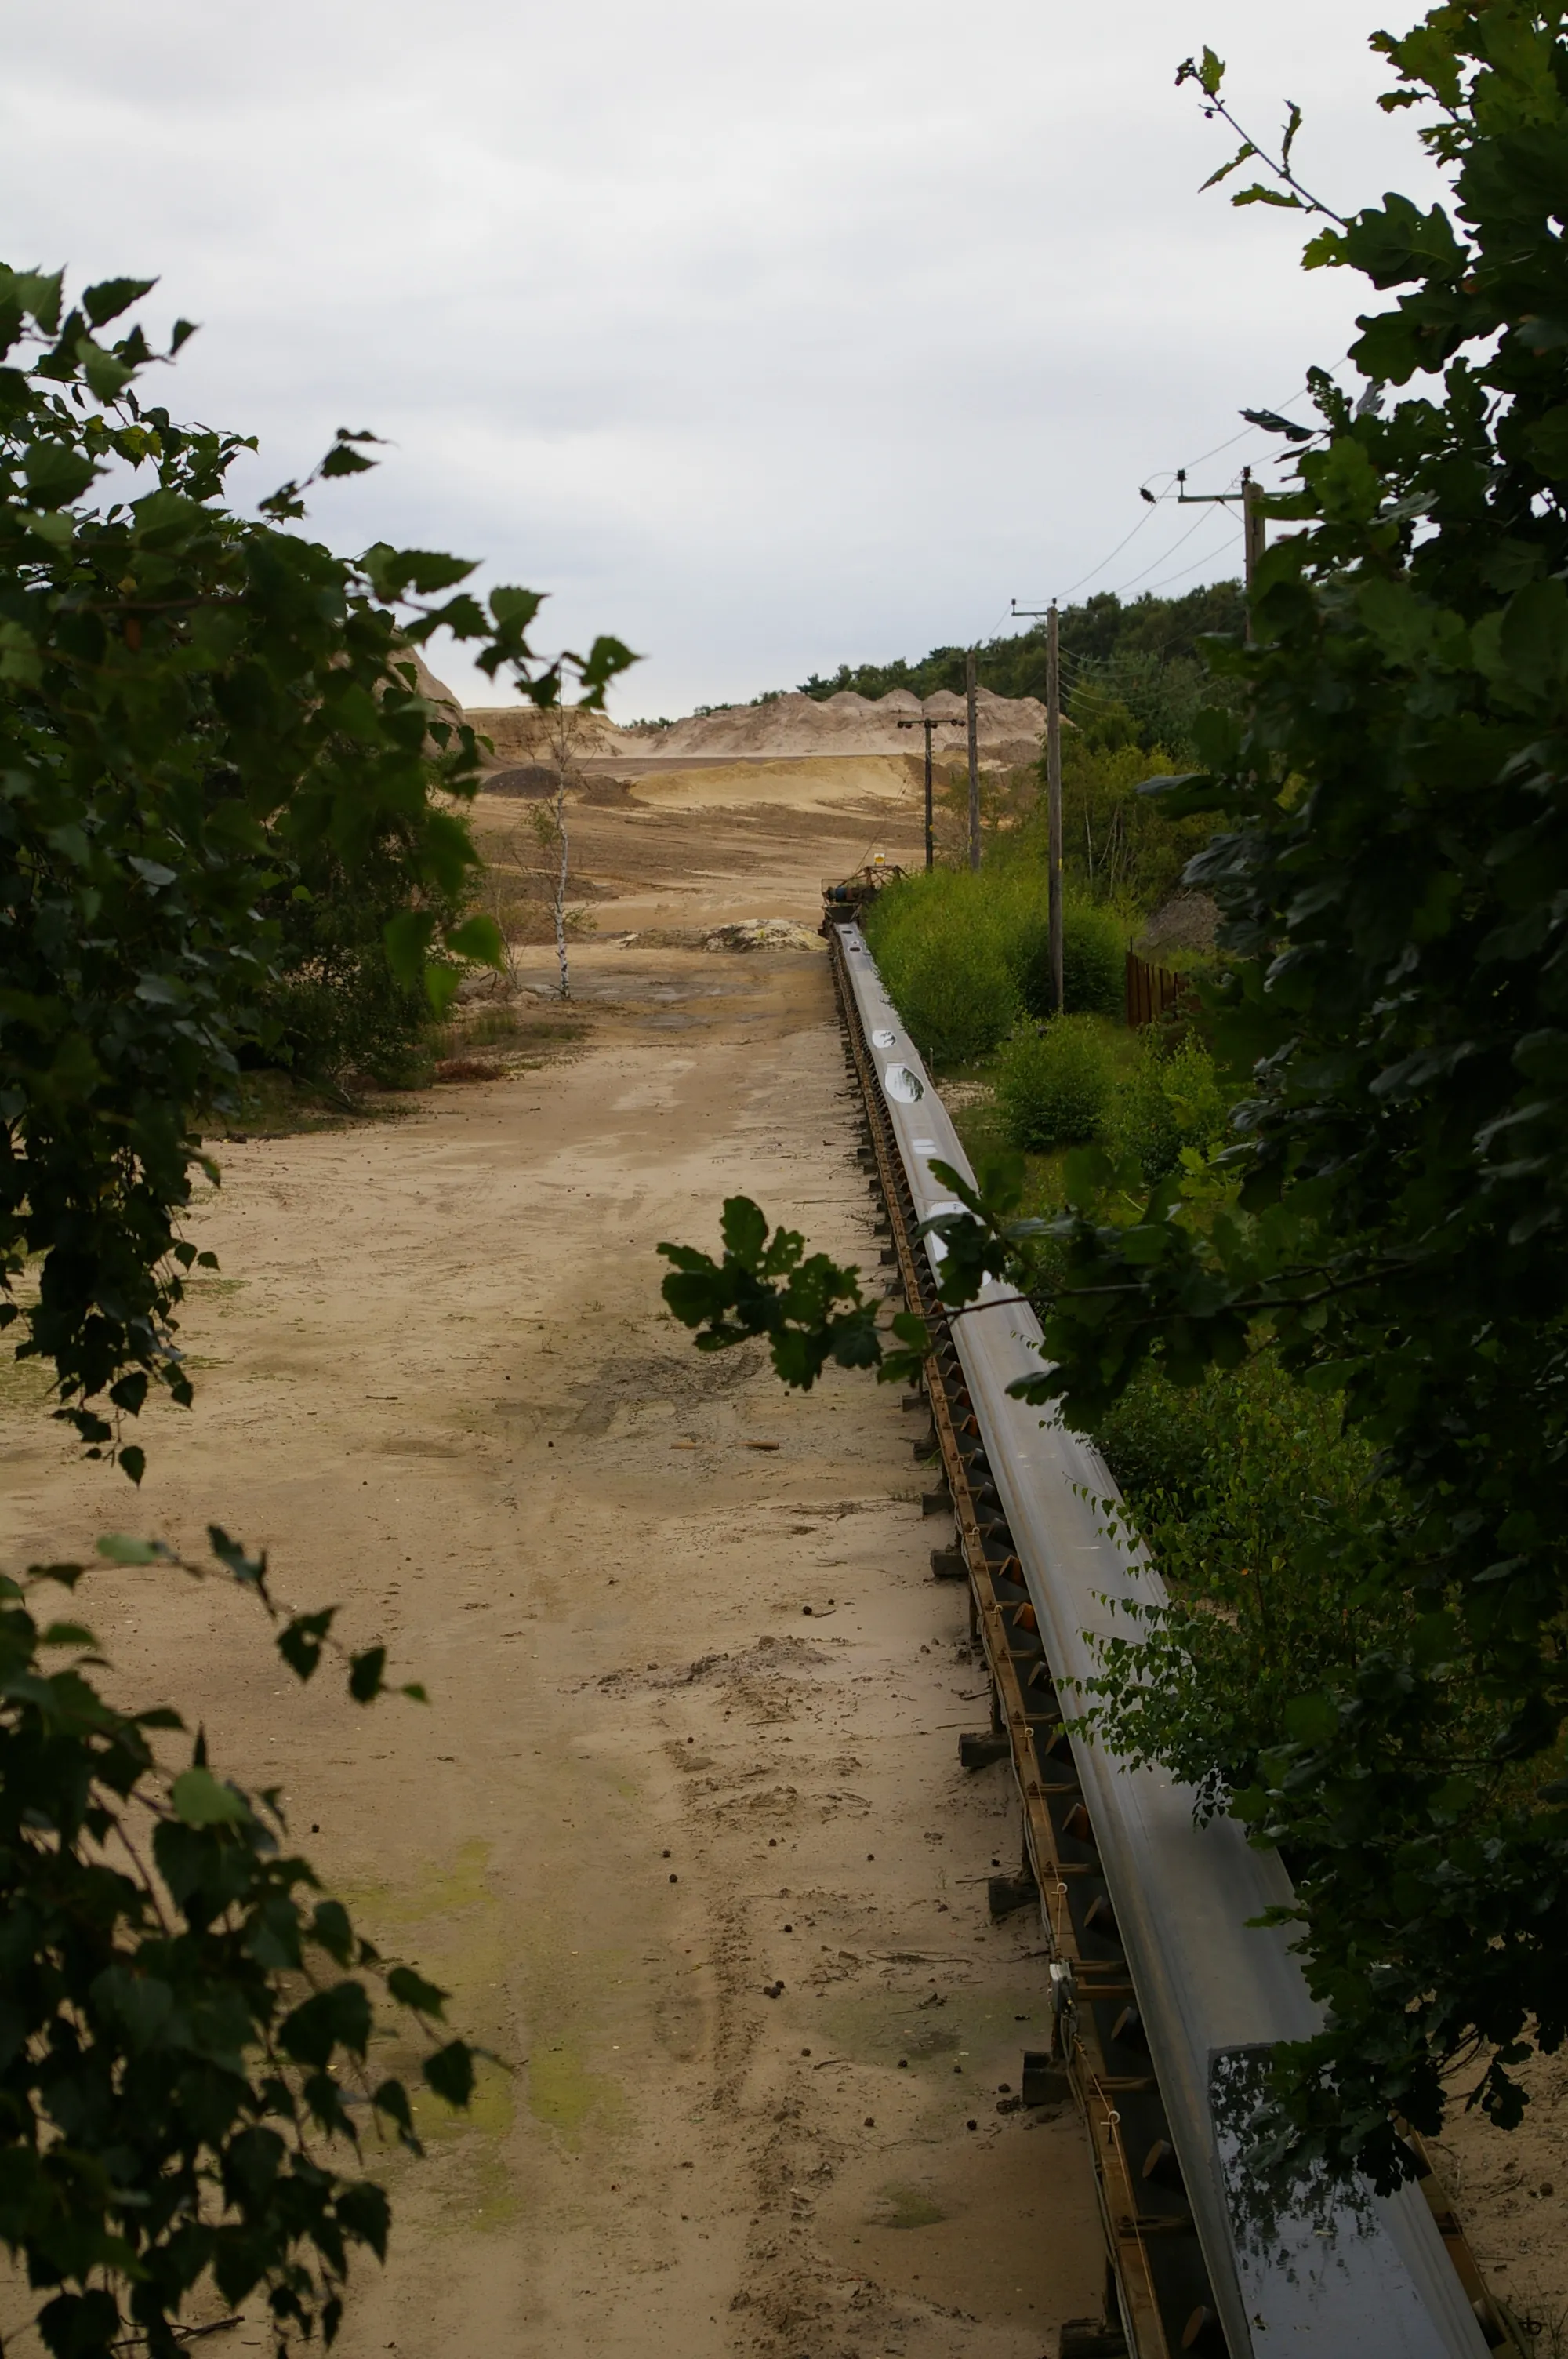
(2, 736, 1565, 2357)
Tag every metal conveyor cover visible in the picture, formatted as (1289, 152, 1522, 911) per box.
(839, 925, 1488, 2359)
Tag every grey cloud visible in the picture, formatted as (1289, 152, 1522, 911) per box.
(2, 0, 1443, 714)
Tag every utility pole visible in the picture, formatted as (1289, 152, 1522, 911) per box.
(964, 649, 981, 872)
(1174, 463, 1266, 634)
(1046, 605, 1062, 1012)
(895, 713, 945, 871)
(1243, 472, 1267, 598)
(1010, 597, 1063, 1012)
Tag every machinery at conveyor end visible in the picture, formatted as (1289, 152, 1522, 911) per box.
(825, 910, 1509, 2359)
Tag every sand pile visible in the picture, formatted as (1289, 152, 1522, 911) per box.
(620, 918, 822, 952)
(700, 918, 822, 952)
(465, 689, 1046, 774)
(465, 703, 630, 765)
(635, 688, 1045, 767)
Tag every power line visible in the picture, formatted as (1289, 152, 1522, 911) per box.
(1056, 503, 1160, 601)
(1023, 362, 1343, 616)
(1134, 522, 1247, 599)
(1104, 500, 1234, 598)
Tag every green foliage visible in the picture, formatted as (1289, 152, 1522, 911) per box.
(1065, 647, 1232, 758)
(862, 871, 1020, 1064)
(795, 581, 1247, 709)
(0, 265, 634, 1465)
(1084, 1357, 1390, 1817)
(1098, 1033, 1229, 1182)
(0, 1534, 477, 2359)
(1059, 899, 1127, 1016)
(659, 1195, 880, 1387)
(1057, 724, 1218, 907)
(258, 832, 466, 1089)
(996, 1016, 1228, 1170)
(1000, 880, 1127, 1017)
(864, 867, 1128, 1064)
(996, 1017, 1118, 1149)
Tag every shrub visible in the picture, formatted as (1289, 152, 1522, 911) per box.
(1101, 1034, 1229, 1182)
(260, 834, 466, 1088)
(996, 1016, 1116, 1150)
(866, 868, 1126, 1060)
(1083, 1355, 1390, 1818)
(1093, 1351, 1368, 1528)
(988, 881, 1127, 1021)
(864, 871, 1019, 1064)
(1062, 896, 1127, 1017)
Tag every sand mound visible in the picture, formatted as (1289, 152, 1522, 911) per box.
(462, 689, 1045, 783)
(701, 919, 822, 952)
(466, 704, 630, 765)
(1136, 891, 1220, 958)
(401, 646, 462, 714)
(632, 686, 1044, 765)
(482, 763, 560, 798)
(621, 919, 822, 954)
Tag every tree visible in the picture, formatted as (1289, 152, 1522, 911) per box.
(533, 707, 576, 1001)
(479, 735, 589, 1003)
(0, 260, 634, 2357)
(794, 581, 1247, 711)
(663, 2, 1568, 2189)
(254, 787, 475, 1091)
(0, 1532, 477, 2359)
(0, 264, 633, 1474)
(1054, 717, 1209, 906)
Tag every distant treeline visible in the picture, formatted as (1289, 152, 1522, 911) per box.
(795, 580, 1247, 709)
(792, 580, 1251, 909)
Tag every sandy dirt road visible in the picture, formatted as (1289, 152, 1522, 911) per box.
(0, 781, 1105, 2359)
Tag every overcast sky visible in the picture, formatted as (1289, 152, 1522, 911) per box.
(2, 2, 1440, 718)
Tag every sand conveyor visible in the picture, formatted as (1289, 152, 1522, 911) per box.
(828, 914, 1504, 2359)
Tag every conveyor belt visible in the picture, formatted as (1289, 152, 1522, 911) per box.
(827, 915, 1502, 2359)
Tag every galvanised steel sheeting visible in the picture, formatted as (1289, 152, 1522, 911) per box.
(838, 925, 1487, 2359)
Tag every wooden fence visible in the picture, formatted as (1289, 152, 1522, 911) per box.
(1125, 951, 1192, 1029)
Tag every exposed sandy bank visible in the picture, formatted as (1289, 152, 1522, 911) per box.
(466, 687, 1046, 776)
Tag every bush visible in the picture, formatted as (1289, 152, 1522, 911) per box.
(1083, 1356, 1388, 1818)
(996, 1016, 1117, 1149)
(1093, 1351, 1368, 1527)
(1101, 1034, 1229, 1182)
(260, 835, 466, 1088)
(864, 870, 1020, 1064)
(1007, 890, 1127, 1021)
(865, 868, 1128, 1063)
(1064, 898, 1127, 1017)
